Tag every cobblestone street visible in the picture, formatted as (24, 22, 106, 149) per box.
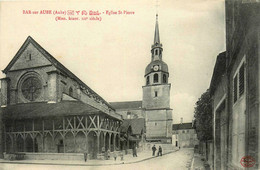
(0, 149, 194, 170)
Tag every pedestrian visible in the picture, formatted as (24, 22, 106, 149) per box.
(101, 147, 105, 160)
(113, 151, 117, 161)
(158, 146, 162, 156)
(152, 145, 157, 156)
(83, 152, 87, 162)
(132, 144, 138, 157)
(107, 148, 111, 160)
(119, 151, 124, 161)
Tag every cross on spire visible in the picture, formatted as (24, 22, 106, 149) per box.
(155, 0, 160, 15)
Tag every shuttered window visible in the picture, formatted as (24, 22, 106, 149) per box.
(233, 75, 238, 103)
(239, 63, 245, 96)
(233, 61, 246, 104)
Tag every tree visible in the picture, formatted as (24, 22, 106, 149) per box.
(194, 89, 213, 141)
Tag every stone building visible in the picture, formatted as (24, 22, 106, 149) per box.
(110, 14, 173, 144)
(172, 122, 199, 148)
(209, 1, 259, 169)
(0, 36, 122, 160)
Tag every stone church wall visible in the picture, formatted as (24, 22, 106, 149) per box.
(142, 84, 170, 109)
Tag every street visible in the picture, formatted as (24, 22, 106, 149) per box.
(0, 149, 194, 170)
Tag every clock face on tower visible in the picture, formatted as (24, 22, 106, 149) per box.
(21, 77, 42, 101)
(153, 65, 159, 71)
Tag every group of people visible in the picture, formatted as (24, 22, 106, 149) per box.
(102, 147, 124, 161)
(83, 144, 163, 162)
(152, 145, 162, 156)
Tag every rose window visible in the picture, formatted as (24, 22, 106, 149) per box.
(21, 77, 42, 101)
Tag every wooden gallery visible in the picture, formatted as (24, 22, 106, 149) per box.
(0, 36, 133, 160)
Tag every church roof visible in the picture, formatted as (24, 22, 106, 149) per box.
(110, 101, 142, 110)
(120, 118, 145, 135)
(2, 100, 121, 120)
(172, 123, 194, 130)
(2, 36, 115, 111)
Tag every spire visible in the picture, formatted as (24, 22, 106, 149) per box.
(154, 14, 160, 44)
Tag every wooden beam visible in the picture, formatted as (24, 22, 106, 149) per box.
(97, 115, 100, 129)
(85, 116, 88, 130)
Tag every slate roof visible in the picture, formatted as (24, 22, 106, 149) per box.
(110, 101, 142, 110)
(2, 101, 120, 120)
(3, 36, 114, 111)
(172, 123, 193, 130)
(120, 118, 145, 135)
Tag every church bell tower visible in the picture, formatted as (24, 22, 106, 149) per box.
(142, 14, 173, 143)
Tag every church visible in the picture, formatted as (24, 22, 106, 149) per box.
(110, 14, 173, 144)
(0, 15, 173, 159)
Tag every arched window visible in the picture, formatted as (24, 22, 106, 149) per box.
(69, 87, 73, 96)
(146, 76, 150, 85)
(155, 49, 158, 55)
(154, 73, 158, 83)
(163, 74, 167, 83)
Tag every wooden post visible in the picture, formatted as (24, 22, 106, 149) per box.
(4, 125, 6, 154)
(97, 132, 100, 154)
(73, 116, 76, 152)
(14, 135, 17, 153)
(97, 115, 100, 129)
(62, 118, 65, 153)
(42, 120, 45, 152)
(32, 120, 35, 153)
(23, 124, 26, 152)
(85, 133, 88, 153)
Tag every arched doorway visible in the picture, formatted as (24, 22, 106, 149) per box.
(44, 133, 53, 153)
(87, 131, 97, 159)
(6, 134, 12, 153)
(54, 133, 64, 153)
(115, 134, 119, 150)
(99, 131, 104, 153)
(110, 133, 114, 152)
(105, 133, 110, 151)
(75, 131, 87, 153)
(25, 136, 33, 152)
(16, 134, 24, 152)
(65, 132, 74, 153)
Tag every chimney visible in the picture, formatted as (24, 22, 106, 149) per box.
(180, 117, 183, 124)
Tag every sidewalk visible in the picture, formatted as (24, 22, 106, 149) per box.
(0, 149, 177, 166)
(190, 153, 207, 170)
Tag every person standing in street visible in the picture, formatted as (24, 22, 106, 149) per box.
(83, 152, 87, 162)
(132, 144, 138, 157)
(158, 146, 162, 156)
(152, 145, 157, 156)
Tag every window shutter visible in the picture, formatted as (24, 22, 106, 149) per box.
(234, 75, 238, 103)
(239, 63, 245, 96)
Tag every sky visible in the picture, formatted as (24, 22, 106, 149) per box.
(0, 0, 225, 123)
